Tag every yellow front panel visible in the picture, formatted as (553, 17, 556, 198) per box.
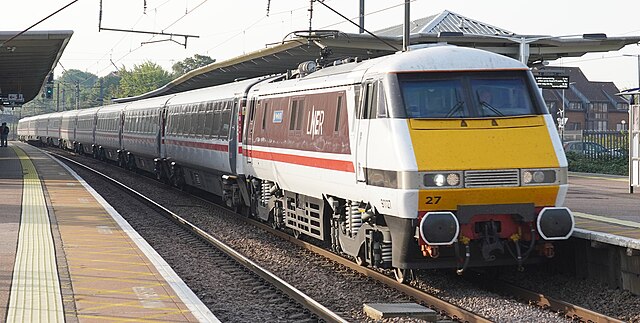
(419, 186, 560, 212)
(408, 115, 562, 211)
(408, 116, 560, 171)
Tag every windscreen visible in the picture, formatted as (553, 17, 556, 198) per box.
(398, 71, 540, 119)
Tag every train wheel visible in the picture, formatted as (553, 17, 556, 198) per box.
(394, 268, 412, 284)
(236, 204, 250, 217)
(127, 155, 136, 171)
(269, 214, 279, 229)
(355, 246, 367, 266)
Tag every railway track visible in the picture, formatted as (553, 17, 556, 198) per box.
(256, 221, 624, 323)
(483, 279, 624, 323)
(49, 151, 346, 323)
(48, 148, 625, 322)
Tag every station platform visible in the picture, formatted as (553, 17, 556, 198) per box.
(565, 173, 640, 250)
(0, 141, 218, 323)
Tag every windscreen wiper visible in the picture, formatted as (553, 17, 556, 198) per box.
(479, 101, 505, 117)
(445, 101, 465, 117)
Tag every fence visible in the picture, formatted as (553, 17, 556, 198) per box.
(565, 130, 629, 161)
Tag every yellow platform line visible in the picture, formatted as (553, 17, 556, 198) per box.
(569, 173, 629, 182)
(6, 146, 64, 323)
(573, 211, 640, 229)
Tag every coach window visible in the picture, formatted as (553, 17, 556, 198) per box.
(185, 106, 192, 136)
(177, 108, 184, 135)
(289, 99, 305, 132)
(377, 82, 388, 118)
(368, 82, 379, 118)
(134, 114, 139, 133)
(166, 111, 173, 135)
(334, 95, 343, 133)
(171, 110, 179, 135)
(358, 81, 377, 119)
(212, 102, 222, 138)
(289, 100, 298, 130)
(193, 105, 200, 137)
(204, 103, 214, 138)
(261, 102, 268, 130)
(221, 100, 232, 139)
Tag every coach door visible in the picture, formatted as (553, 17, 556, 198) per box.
(245, 98, 257, 164)
(355, 81, 376, 183)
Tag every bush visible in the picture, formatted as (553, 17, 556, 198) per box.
(565, 151, 628, 176)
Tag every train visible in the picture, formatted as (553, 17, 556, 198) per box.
(18, 45, 575, 282)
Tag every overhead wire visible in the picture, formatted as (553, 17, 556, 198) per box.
(89, 0, 181, 75)
(161, 0, 208, 32)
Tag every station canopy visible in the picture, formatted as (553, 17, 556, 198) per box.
(115, 10, 640, 103)
(0, 30, 73, 109)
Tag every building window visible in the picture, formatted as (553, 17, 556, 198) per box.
(568, 102, 582, 110)
(616, 122, 628, 131)
(566, 122, 581, 131)
(587, 102, 608, 130)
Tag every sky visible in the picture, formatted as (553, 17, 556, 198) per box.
(2, 0, 640, 89)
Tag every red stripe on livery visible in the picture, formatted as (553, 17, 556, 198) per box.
(246, 149, 354, 173)
(165, 139, 229, 152)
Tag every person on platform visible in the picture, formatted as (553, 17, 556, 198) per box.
(1, 122, 9, 147)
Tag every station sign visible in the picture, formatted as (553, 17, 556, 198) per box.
(535, 76, 569, 89)
(1, 93, 24, 103)
(7, 93, 25, 103)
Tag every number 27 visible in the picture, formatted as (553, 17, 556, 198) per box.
(426, 196, 441, 204)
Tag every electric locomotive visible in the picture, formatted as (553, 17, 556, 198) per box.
(236, 45, 574, 282)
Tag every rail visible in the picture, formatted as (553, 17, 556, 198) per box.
(48, 151, 348, 323)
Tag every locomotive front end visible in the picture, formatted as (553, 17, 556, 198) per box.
(382, 47, 575, 274)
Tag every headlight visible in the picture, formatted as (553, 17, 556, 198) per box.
(447, 173, 460, 186)
(434, 174, 445, 186)
(521, 169, 558, 185)
(423, 171, 463, 188)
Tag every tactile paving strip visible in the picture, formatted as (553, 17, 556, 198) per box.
(6, 146, 64, 323)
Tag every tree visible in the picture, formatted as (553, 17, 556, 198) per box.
(171, 54, 215, 78)
(119, 61, 172, 98)
(57, 69, 99, 110)
(84, 72, 122, 106)
(99, 72, 123, 103)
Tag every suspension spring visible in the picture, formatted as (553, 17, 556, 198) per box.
(346, 202, 362, 236)
(261, 181, 273, 206)
(381, 242, 392, 264)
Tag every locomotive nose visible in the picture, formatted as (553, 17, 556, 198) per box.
(537, 207, 574, 240)
(419, 212, 460, 245)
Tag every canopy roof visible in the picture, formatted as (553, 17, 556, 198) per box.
(0, 30, 73, 109)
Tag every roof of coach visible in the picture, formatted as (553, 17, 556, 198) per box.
(47, 111, 64, 120)
(61, 110, 80, 118)
(96, 102, 128, 115)
(19, 115, 36, 123)
(167, 76, 270, 106)
(76, 106, 100, 117)
(124, 95, 175, 112)
(365, 45, 527, 74)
